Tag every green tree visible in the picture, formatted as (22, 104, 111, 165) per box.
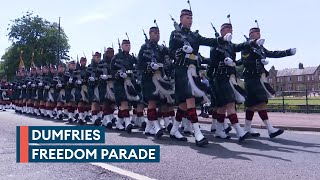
(0, 11, 70, 80)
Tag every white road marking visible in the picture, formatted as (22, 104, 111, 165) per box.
(91, 163, 157, 180)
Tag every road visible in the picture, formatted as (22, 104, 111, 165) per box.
(1, 110, 320, 180)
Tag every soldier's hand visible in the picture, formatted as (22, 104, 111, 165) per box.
(182, 45, 193, 53)
(151, 62, 159, 70)
(223, 33, 232, 42)
(100, 74, 108, 80)
(120, 72, 127, 79)
(76, 80, 82, 85)
(224, 57, 235, 66)
(256, 39, 265, 46)
(88, 76, 95, 82)
(261, 59, 269, 65)
(68, 78, 73, 84)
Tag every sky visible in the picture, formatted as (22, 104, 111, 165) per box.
(0, 0, 319, 71)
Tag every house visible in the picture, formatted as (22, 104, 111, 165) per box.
(268, 63, 320, 93)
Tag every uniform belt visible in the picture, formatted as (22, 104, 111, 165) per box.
(185, 54, 198, 60)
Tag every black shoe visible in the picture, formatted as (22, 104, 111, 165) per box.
(78, 119, 85, 125)
(85, 116, 91, 122)
(239, 132, 251, 142)
(195, 137, 209, 147)
(111, 118, 116, 124)
(141, 121, 146, 129)
(94, 117, 102, 126)
(68, 118, 73, 123)
(106, 122, 113, 129)
(224, 126, 232, 134)
(166, 123, 173, 132)
(154, 129, 163, 139)
(74, 113, 79, 120)
(126, 124, 133, 133)
(251, 132, 261, 137)
(269, 129, 284, 138)
(58, 114, 63, 120)
(211, 129, 216, 133)
(215, 135, 231, 139)
(170, 135, 187, 141)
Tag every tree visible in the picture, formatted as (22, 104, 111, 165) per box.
(0, 11, 70, 80)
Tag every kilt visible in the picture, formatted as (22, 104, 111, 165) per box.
(174, 66, 193, 104)
(21, 89, 27, 99)
(114, 80, 127, 105)
(141, 74, 159, 103)
(37, 89, 44, 101)
(244, 76, 268, 107)
(213, 76, 236, 107)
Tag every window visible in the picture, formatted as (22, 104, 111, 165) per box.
(307, 76, 310, 81)
(288, 84, 292, 91)
(280, 78, 283, 83)
(311, 75, 314, 81)
(277, 78, 280, 83)
(269, 78, 273, 83)
(298, 76, 303, 81)
(287, 77, 291, 82)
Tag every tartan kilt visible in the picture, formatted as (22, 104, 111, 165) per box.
(21, 89, 27, 99)
(114, 80, 127, 105)
(174, 66, 193, 104)
(213, 77, 236, 107)
(244, 77, 268, 107)
(141, 74, 159, 103)
(37, 89, 44, 101)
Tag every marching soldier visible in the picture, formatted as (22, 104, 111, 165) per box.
(54, 63, 66, 120)
(208, 19, 265, 141)
(87, 52, 103, 125)
(241, 23, 296, 138)
(33, 66, 43, 116)
(76, 57, 90, 124)
(138, 26, 174, 138)
(100, 48, 116, 128)
(111, 39, 139, 133)
(64, 60, 78, 123)
(169, 9, 230, 146)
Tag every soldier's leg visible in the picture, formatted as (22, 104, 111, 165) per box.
(91, 102, 101, 126)
(169, 103, 187, 141)
(226, 102, 250, 142)
(257, 102, 284, 138)
(145, 100, 162, 138)
(101, 102, 113, 129)
(135, 103, 145, 128)
(55, 101, 64, 120)
(243, 106, 260, 137)
(185, 97, 208, 146)
(117, 101, 133, 133)
(161, 104, 173, 132)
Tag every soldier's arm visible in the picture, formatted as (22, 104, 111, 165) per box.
(169, 31, 182, 60)
(232, 41, 253, 52)
(137, 44, 149, 71)
(197, 32, 225, 47)
(263, 47, 293, 58)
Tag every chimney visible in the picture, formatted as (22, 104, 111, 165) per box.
(299, 63, 304, 69)
(271, 65, 275, 71)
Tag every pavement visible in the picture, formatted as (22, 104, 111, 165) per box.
(1, 110, 320, 180)
(198, 111, 320, 132)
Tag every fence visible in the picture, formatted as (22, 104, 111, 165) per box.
(268, 90, 320, 113)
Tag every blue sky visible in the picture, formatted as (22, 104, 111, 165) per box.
(1, 0, 319, 70)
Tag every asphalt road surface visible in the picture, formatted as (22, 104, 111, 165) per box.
(1, 110, 319, 180)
